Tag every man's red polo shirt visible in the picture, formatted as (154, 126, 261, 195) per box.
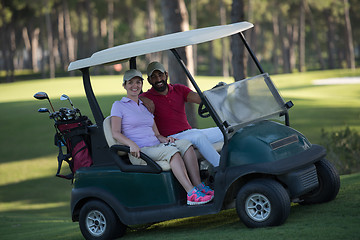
(141, 84, 192, 136)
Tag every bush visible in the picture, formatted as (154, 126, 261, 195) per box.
(321, 127, 360, 175)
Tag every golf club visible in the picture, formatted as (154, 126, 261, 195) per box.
(34, 92, 55, 112)
(60, 94, 74, 108)
(60, 94, 82, 116)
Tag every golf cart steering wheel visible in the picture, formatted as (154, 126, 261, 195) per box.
(198, 101, 211, 118)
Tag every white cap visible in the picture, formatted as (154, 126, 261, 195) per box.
(123, 69, 143, 84)
(147, 62, 166, 77)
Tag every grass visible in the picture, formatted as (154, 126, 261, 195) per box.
(0, 68, 360, 239)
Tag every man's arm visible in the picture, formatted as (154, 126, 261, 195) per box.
(187, 91, 202, 104)
(139, 95, 155, 113)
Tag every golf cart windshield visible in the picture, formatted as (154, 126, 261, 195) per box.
(203, 73, 286, 137)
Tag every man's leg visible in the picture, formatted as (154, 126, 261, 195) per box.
(197, 127, 223, 143)
(171, 129, 220, 167)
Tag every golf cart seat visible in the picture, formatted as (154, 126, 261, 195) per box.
(103, 116, 171, 171)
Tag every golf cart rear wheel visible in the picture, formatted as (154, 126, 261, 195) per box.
(236, 179, 290, 228)
(79, 200, 126, 240)
(300, 159, 340, 205)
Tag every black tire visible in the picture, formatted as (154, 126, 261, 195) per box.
(236, 179, 290, 228)
(300, 159, 340, 204)
(79, 200, 126, 240)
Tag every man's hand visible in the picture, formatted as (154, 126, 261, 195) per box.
(139, 96, 155, 113)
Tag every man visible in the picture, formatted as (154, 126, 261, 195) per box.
(140, 61, 223, 167)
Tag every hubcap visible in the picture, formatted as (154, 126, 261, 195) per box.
(245, 193, 271, 222)
(86, 210, 106, 237)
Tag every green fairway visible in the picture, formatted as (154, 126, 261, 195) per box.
(0, 68, 360, 239)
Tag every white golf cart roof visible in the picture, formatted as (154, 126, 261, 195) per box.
(68, 21, 253, 71)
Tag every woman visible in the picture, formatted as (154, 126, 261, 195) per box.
(111, 69, 214, 205)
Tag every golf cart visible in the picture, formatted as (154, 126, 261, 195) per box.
(66, 22, 340, 239)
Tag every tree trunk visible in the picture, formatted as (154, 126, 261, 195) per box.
(289, 23, 298, 72)
(343, 0, 355, 69)
(220, 0, 229, 77)
(306, 3, 325, 70)
(63, 0, 75, 65)
(231, 0, 247, 81)
(30, 27, 40, 72)
(298, 0, 306, 72)
(161, 0, 197, 128)
(146, 0, 160, 62)
(76, 3, 85, 59)
(1, 24, 16, 82)
(324, 8, 336, 69)
(22, 26, 32, 69)
(108, 0, 114, 49)
(45, 12, 55, 78)
(85, 0, 96, 57)
(107, 0, 114, 74)
(126, 0, 135, 42)
(209, 41, 216, 76)
(58, 7, 68, 70)
(191, 0, 197, 75)
(272, 13, 280, 74)
(279, 13, 291, 74)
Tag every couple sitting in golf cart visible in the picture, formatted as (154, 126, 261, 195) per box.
(109, 62, 223, 205)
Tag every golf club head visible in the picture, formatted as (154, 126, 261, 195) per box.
(60, 94, 75, 108)
(34, 91, 55, 112)
(38, 108, 50, 113)
(34, 92, 49, 100)
(60, 94, 69, 101)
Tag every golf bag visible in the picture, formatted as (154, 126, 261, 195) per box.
(55, 116, 93, 180)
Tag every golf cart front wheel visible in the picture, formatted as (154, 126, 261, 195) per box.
(236, 179, 290, 228)
(79, 200, 126, 240)
(300, 159, 340, 204)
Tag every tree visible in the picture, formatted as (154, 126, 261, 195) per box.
(299, 0, 306, 72)
(220, 0, 229, 77)
(45, 10, 55, 78)
(160, 0, 197, 128)
(343, 0, 355, 69)
(306, 2, 325, 70)
(0, 0, 358, 82)
(146, 0, 160, 62)
(230, 0, 247, 81)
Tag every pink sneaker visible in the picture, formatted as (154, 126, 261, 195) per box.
(187, 188, 213, 205)
(197, 182, 214, 196)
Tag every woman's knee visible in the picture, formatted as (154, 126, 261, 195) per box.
(184, 145, 196, 156)
(170, 152, 182, 162)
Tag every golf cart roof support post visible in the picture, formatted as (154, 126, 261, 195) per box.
(170, 48, 228, 144)
(81, 67, 104, 126)
(238, 32, 265, 74)
(130, 57, 137, 69)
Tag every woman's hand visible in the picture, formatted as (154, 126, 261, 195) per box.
(129, 142, 141, 158)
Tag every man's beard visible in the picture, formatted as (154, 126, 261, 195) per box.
(151, 80, 167, 92)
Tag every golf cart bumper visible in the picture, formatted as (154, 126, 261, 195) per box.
(224, 144, 325, 197)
